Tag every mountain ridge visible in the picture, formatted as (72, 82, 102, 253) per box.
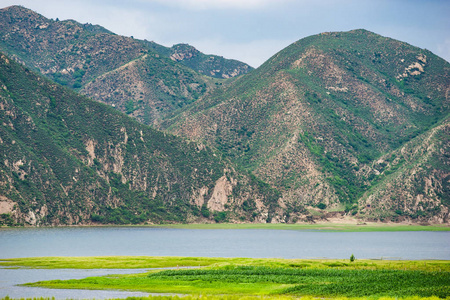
(0, 5, 253, 126)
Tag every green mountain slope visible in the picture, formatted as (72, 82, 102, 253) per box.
(166, 30, 450, 223)
(0, 5, 252, 125)
(359, 118, 449, 223)
(80, 51, 212, 126)
(0, 52, 280, 226)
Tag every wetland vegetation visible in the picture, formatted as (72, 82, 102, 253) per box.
(1, 256, 449, 299)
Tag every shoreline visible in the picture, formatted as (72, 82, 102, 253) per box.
(2, 256, 450, 269)
(1, 221, 449, 231)
(146, 222, 450, 231)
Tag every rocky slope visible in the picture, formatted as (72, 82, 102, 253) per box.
(359, 118, 449, 223)
(0, 52, 279, 226)
(141, 41, 253, 78)
(0, 5, 252, 125)
(165, 30, 450, 223)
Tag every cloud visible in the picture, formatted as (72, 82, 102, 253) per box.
(140, 0, 293, 10)
(1, 0, 449, 66)
(187, 38, 296, 67)
(436, 39, 450, 63)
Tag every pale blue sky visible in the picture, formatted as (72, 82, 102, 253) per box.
(1, 0, 449, 67)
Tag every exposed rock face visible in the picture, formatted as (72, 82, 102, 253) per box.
(170, 44, 198, 61)
(146, 43, 254, 79)
(396, 55, 427, 79)
(207, 176, 234, 212)
(0, 197, 15, 214)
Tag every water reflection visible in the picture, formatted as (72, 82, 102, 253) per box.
(0, 268, 152, 299)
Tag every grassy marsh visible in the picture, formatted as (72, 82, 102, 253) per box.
(4, 256, 449, 299)
(21, 265, 450, 298)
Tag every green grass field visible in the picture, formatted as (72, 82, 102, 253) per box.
(3, 256, 449, 299)
(21, 266, 450, 298)
(1, 256, 449, 271)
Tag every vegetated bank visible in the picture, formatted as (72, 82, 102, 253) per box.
(143, 222, 450, 232)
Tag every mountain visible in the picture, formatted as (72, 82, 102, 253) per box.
(165, 30, 450, 223)
(0, 52, 279, 226)
(0, 5, 252, 125)
(1, 5, 448, 224)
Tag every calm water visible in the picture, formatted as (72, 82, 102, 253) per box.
(1, 226, 449, 259)
(0, 227, 449, 299)
(0, 268, 155, 299)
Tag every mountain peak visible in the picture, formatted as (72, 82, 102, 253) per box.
(1, 5, 46, 22)
(170, 43, 200, 61)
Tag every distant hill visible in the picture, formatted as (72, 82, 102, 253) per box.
(140, 41, 253, 78)
(0, 5, 252, 125)
(165, 30, 450, 223)
(0, 52, 279, 226)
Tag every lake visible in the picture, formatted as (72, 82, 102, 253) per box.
(1, 227, 449, 299)
(1, 226, 449, 259)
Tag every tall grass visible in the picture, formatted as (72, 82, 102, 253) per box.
(24, 266, 450, 298)
(147, 266, 450, 297)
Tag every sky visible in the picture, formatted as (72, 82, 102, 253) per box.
(1, 0, 449, 67)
